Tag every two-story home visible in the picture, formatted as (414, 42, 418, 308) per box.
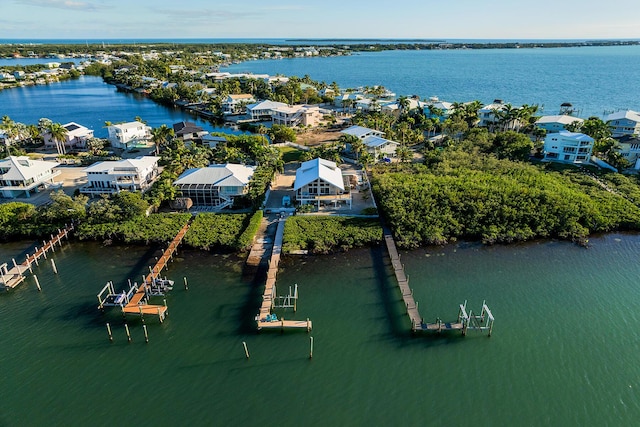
(172, 121, 208, 143)
(80, 156, 160, 197)
(535, 115, 584, 133)
(362, 135, 399, 161)
(294, 158, 351, 209)
(478, 101, 506, 128)
(272, 105, 324, 128)
(43, 122, 94, 152)
(0, 156, 60, 198)
(222, 94, 256, 115)
(614, 135, 640, 166)
(173, 163, 255, 209)
(543, 131, 594, 164)
(107, 122, 152, 149)
(246, 100, 289, 121)
(605, 110, 640, 138)
(424, 99, 454, 122)
(341, 125, 384, 140)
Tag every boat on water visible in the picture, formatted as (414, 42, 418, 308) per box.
(148, 278, 174, 296)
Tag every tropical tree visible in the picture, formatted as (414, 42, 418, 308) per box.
(150, 124, 174, 155)
(396, 144, 413, 163)
(268, 124, 296, 144)
(46, 122, 69, 155)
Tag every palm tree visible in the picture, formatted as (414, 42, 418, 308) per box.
(46, 122, 68, 155)
(398, 96, 410, 116)
(396, 144, 412, 163)
(151, 124, 174, 155)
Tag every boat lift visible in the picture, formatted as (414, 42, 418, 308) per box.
(97, 280, 138, 310)
(459, 300, 494, 336)
(272, 283, 299, 312)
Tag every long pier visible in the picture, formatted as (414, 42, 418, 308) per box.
(255, 216, 312, 331)
(0, 224, 74, 290)
(382, 227, 494, 335)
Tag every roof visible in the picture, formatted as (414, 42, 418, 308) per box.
(556, 131, 594, 142)
(173, 164, 255, 187)
(62, 121, 92, 136)
(228, 94, 255, 100)
(605, 110, 640, 123)
(536, 115, 584, 125)
(0, 156, 60, 181)
(109, 121, 149, 131)
(294, 158, 344, 191)
(363, 135, 398, 148)
(246, 100, 288, 111)
(84, 156, 160, 173)
(342, 125, 383, 138)
(172, 121, 205, 136)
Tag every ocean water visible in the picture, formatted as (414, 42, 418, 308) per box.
(0, 76, 243, 138)
(224, 45, 640, 117)
(1, 235, 640, 426)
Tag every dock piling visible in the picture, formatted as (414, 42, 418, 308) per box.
(242, 341, 250, 359)
(34, 274, 41, 291)
(125, 323, 131, 342)
(106, 322, 113, 342)
(184, 276, 188, 291)
(51, 259, 58, 274)
(143, 325, 149, 343)
(309, 336, 314, 359)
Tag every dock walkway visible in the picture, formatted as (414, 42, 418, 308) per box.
(254, 216, 312, 331)
(0, 224, 74, 290)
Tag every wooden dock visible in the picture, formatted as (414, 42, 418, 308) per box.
(255, 216, 312, 331)
(0, 224, 74, 290)
(120, 219, 191, 321)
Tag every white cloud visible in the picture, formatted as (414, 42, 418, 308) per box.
(15, 0, 104, 11)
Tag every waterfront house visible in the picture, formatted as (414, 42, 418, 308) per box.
(173, 163, 255, 209)
(172, 121, 208, 143)
(478, 101, 506, 128)
(246, 100, 289, 121)
(222, 94, 256, 115)
(614, 135, 640, 167)
(80, 156, 160, 197)
(107, 122, 152, 150)
(202, 135, 227, 149)
(381, 98, 426, 117)
(0, 156, 60, 199)
(272, 105, 324, 128)
(294, 158, 351, 209)
(362, 135, 399, 161)
(605, 110, 640, 138)
(543, 131, 594, 164)
(43, 122, 94, 151)
(535, 115, 584, 133)
(341, 125, 385, 140)
(424, 98, 454, 122)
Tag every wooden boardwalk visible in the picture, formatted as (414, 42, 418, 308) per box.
(383, 227, 423, 330)
(255, 216, 312, 331)
(0, 224, 74, 290)
(121, 220, 191, 321)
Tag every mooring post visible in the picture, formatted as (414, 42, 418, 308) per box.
(27, 257, 32, 274)
(184, 276, 188, 291)
(106, 323, 113, 342)
(307, 318, 311, 332)
(34, 274, 41, 291)
(242, 341, 250, 359)
(125, 323, 131, 342)
(34, 247, 39, 265)
(12, 258, 17, 270)
(143, 324, 149, 343)
(158, 307, 163, 323)
(139, 306, 145, 323)
(51, 259, 58, 274)
(50, 235, 55, 252)
(309, 336, 314, 359)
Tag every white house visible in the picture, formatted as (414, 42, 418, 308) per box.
(362, 135, 399, 161)
(341, 125, 384, 140)
(543, 131, 594, 164)
(222, 94, 256, 115)
(173, 163, 255, 209)
(43, 122, 94, 151)
(605, 110, 640, 138)
(294, 158, 351, 209)
(424, 99, 454, 122)
(535, 115, 584, 133)
(272, 105, 324, 128)
(80, 156, 160, 197)
(246, 100, 289, 121)
(107, 122, 152, 149)
(381, 98, 426, 116)
(0, 156, 60, 199)
(615, 135, 640, 166)
(478, 101, 506, 128)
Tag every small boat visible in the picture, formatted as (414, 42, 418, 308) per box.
(147, 278, 174, 295)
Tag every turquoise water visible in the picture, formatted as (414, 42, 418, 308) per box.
(2, 235, 640, 426)
(224, 46, 640, 117)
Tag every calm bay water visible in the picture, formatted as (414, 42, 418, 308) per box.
(224, 46, 640, 117)
(1, 235, 640, 426)
(0, 76, 242, 138)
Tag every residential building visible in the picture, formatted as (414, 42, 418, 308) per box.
(294, 158, 351, 209)
(222, 94, 256, 115)
(543, 131, 594, 164)
(381, 98, 426, 117)
(202, 135, 227, 149)
(341, 125, 384, 140)
(43, 122, 94, 151)
(107, 122, 151, 149)
(246, 100, 289, 121)
(272, 105, 324, 128)
(80, 156, 160, 197)
(424, 98, 454, 122)
(362, 136, 399, 161)
(172, 121, 208, 143)
(478, 101, 506, 128)
(535, 115, 584, 133)
(0, 156, 60, 198)
(173, 163, 256, 209)
(615, 135, 640, 166)
(605, 110, 640, 138)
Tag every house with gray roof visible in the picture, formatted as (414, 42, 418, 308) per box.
(173, 163, 256, 209)
(605, 110, 640, 138)
(80, 156, 160, 197)
(0, 156, 60, 198)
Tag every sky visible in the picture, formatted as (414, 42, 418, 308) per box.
(2, 0, 640, 40)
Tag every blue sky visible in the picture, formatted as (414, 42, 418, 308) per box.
(3, 0, 640, 40)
